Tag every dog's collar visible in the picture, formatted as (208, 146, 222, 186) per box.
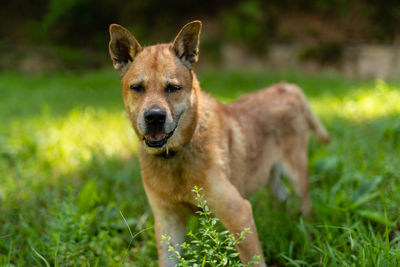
(155, 140, 191, 159)
(159, 149, 177, 159)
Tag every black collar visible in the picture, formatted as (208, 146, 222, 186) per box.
(158, 149, 177, 159)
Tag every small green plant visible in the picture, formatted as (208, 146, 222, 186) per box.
(163, 186, 260, 267)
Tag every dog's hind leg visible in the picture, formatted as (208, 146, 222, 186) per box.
(281, 140, 312, 216)
(267, 164, 288, 202)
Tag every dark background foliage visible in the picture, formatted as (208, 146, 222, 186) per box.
(1, 0, 400, 71)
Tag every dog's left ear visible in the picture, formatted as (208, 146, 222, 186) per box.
(172, 20, 202, 69)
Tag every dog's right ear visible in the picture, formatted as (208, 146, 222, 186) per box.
(109, 24, 142, 74)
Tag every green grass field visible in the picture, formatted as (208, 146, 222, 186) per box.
(0, 69, 399, 266)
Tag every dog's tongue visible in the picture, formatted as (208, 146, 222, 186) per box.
(145, 133, 168, 142)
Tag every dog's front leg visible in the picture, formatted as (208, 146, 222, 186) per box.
(145, 190, 188, 267)
(154, 210, 187, 267)
(205, 174, 267, 267)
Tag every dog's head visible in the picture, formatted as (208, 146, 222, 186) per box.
(109, 21, 201, 155)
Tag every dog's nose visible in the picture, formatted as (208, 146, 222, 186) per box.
(144, 109, 166, 125)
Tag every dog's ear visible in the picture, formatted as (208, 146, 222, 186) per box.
(109, 24, 142, 74)
(172, 20, 202, 69)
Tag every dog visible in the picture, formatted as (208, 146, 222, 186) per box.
(108, 20, 330, 267)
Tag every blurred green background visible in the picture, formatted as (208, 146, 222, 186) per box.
(1, 1, 400, 266)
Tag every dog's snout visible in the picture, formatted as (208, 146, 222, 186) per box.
(144, 109, 166, 125)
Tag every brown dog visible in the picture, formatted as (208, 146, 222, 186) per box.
(109, 20, 330, 267)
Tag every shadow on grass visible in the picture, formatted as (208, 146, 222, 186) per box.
(0, 68, 386, 122)
(0, 69, 122, 122)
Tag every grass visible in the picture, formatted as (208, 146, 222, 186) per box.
(0, 68, 399, 266)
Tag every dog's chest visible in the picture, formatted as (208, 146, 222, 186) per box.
(140, 152, 209, 204)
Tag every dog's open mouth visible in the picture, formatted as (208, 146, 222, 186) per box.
(143, 130, 174, 148)
(142, 110, 183, 148)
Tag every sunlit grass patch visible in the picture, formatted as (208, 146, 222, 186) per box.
(6, 108, 137, 174)
(311, 79, 400, 121)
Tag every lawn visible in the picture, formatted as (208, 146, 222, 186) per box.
(0, 69, 399, 266)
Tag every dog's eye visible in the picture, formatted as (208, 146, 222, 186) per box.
(130, 84, 144, 93)
(166, 84, 182, 93)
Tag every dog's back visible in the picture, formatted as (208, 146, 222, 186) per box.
(227, 82, 329, 146)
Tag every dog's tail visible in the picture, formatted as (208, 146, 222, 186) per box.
(285, 83, 330, 144)
(305, 102, 330, 144)
(301, 94, 330, 144)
